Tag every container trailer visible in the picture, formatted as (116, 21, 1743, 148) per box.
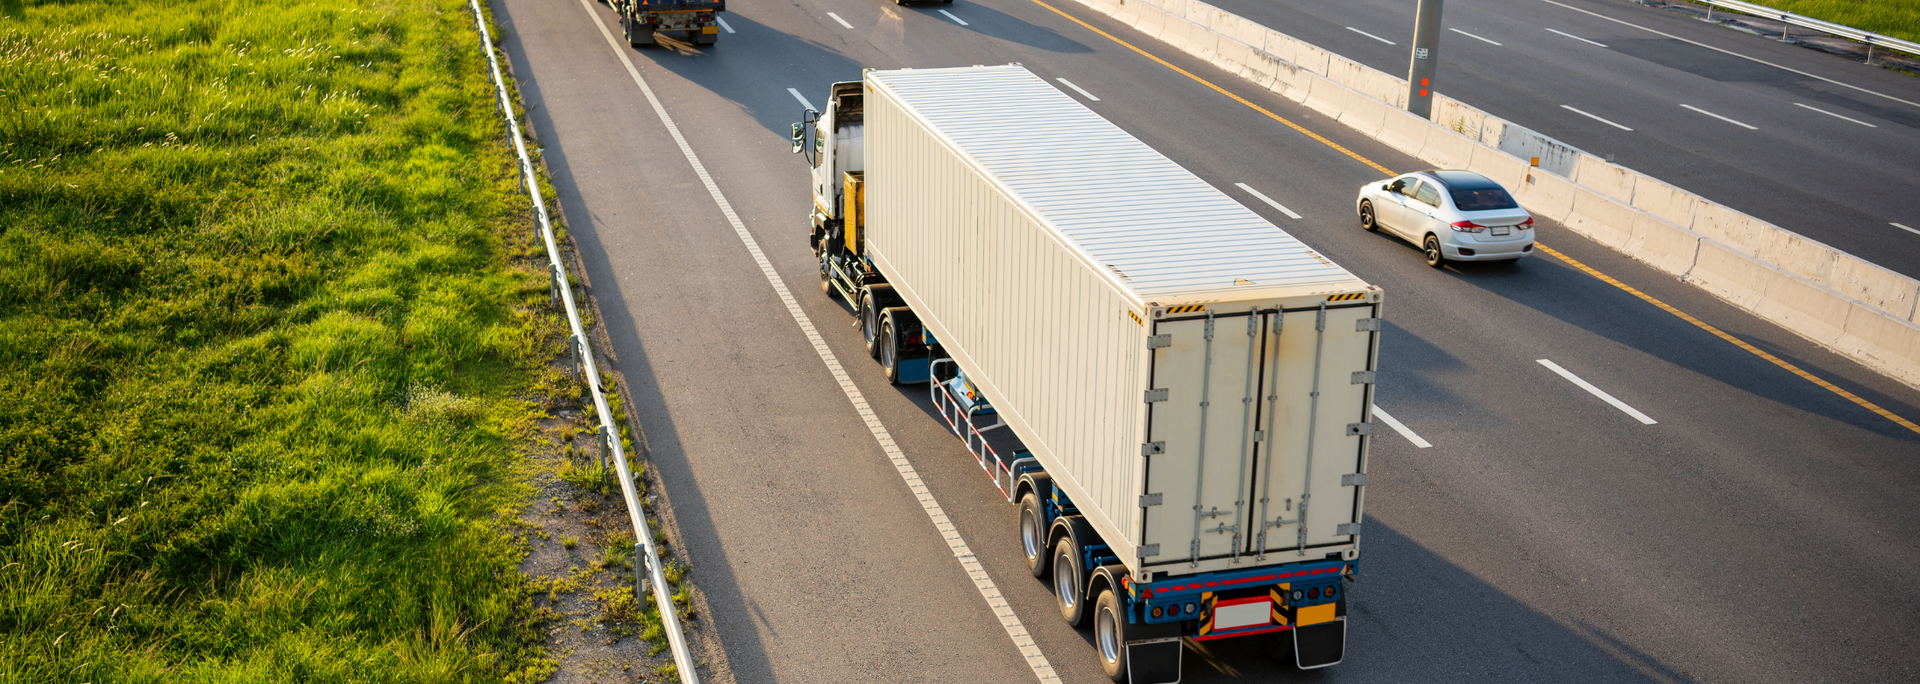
(791, 65, 1382, 681)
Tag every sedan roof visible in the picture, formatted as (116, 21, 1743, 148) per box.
(1426, 169, 1501, 190)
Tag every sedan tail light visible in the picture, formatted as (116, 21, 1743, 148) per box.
(1449, 220, 1486, 233)
(1519, 217, 1535, 228)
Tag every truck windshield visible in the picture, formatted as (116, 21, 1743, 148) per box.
(1449, 186, 1517, 211)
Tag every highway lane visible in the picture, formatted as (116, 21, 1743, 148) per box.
(491, 0, 1920, 680)
(1205, 0, 1920, 279)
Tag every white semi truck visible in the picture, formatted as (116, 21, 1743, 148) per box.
(612, 0, 724, 48)
(791, 65, 1382, 681)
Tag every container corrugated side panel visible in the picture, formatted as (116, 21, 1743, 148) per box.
(866, 80, 1149, 562)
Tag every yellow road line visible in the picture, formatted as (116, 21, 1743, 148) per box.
(1026, 0, 1395, 177)
(1027, 0, 1920, 435)
(1535, 244, 1920, 435)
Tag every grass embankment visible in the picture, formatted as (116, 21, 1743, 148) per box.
(1711, 0, 1920, 44)
(0, 0, 576, 680)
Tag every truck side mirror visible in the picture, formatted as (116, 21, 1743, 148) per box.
(790, 122, 805, 154)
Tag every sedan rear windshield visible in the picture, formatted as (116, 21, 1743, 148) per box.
(1450, 186, 1518, 211)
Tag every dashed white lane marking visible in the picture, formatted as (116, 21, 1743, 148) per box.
(1536, 359, 1658, 425)
(1894, 223, 1920, 236)
(1560, 104, 1633, 131)
(1234, 182, 1302, 219)
(1794, 102, 1875, 127)
(788, 87, 817, 112)
(1345, 26, 1396, 45)
(715, 16, 735, 33)
(1538, 0, 1920, 110)
(1450, 27, 1502, 46)
(1546, 27, 1608, 48)
(1681, 104, 1758, 130)
(1370, 405, 1432, 448)
(939, 9, 969, 25)
(828, 12, 854, 29)
(1056, 78, 1101, 101)
(577, 1, 1059, 679)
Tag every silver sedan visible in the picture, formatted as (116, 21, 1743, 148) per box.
(1355, 170, 1534, 267)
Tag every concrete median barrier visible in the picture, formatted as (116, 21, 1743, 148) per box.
(1626, 212, 1705, 279)
(1840, 304, 1920, 387)
(1417, 127, 1475, 170)
(1464, 146, 1530, 190)
(1572, 155, 1637, 204)
(1628, 175, 1699, 229)
(1687, 240, 1773, 312)
(1377, 105, 1431, 158)
(1564, 187, 1638, 252)
(1514, 168, 1576, 224)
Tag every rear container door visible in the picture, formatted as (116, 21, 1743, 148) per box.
(1142, 312, 1265, 567)
(1251, 305, 1375, 556)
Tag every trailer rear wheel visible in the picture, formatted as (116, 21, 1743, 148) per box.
(880, 318, 902, 384)
(1093, 589, 1129, 682)
(1053, 537, 1088, 627)
(860, 289, 883, 358)
(1018, 493, 1048, 578)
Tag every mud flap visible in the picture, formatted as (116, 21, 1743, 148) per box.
(1293, 617, 1346, 669)
(1125, 637, 1182, 684)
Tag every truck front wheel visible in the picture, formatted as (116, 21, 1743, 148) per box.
(1093, 589, 1129, 682)
(1053, 537, 1088, 627)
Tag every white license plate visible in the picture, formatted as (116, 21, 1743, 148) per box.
(1212, 600, 1271, 630)
(1492, 226, 1511, 236)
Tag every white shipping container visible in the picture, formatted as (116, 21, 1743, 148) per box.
(863, 66, 1381, 578)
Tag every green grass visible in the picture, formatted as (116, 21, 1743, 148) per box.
(0, 0, 570, 681)
(1706, 0, 1920, 44)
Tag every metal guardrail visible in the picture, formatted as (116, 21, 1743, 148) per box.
(462, 1, 701, 681)
(1698, 0, 1920, 60)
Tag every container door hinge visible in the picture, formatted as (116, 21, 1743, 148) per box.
(1139, 493, 1163, 508)
(1141, 441, 1166, 456)
(1341, 473, 1366, 487)
(1355, 318, 1382, 332)
(1139, 544, 1161, 557)
(1252, 430, 1265, 442)
(1346, 423, 1371, 436)
(1336, 523, 1363, 536)
(1144, 388, 1169, 403)
(1351, 371, 1375, 385)
(1147, 334, 1172, 350)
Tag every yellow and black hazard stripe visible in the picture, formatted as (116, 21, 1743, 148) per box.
(1127, 310, 1144, 326)
(1270, 586, 1292, 626)
(1163, 304, 1207, 314)
(1197, 592, 1215, 636)
(1326, 293, 1365, 302)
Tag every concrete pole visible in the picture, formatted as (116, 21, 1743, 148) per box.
(1407, 0, 1444, 119)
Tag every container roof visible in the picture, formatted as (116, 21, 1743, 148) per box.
(867, 65, 1370, 304)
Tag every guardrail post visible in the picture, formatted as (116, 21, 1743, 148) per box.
(548, 262, 562, 306)
(635, 542, 650, 599)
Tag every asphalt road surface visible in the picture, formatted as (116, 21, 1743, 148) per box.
(1206, 0, 1920, 279)
(490, 0, 1920, 681)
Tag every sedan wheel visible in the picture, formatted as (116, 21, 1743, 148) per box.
(1358, 200, 1378, 232)
(1423, 235, 1445, 268)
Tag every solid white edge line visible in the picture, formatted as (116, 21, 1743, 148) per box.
(715, 16, 735, 34)
(1545, 27, 1609, 48)
(788, 87, 817, 112)
(1234, 182, 1302, 219)
(1056, 77, 1101, 101)
(1536, 359, 1658, 425)
(1894, 223, 1920, 236)
(1370, 405, 1432, 448)
(1449, 27, 1503, 46)
(577, 1, 1060, 679)
(939, 9, 969, 26)
(828, 12, 854, 29)
(1538, 0, 1920, 110)
(1793, 102, 1876, 127)
(1681, 103, 1758, 130)
(1345, 26, 1397, 45)
(1559, 104, 1634, 131)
